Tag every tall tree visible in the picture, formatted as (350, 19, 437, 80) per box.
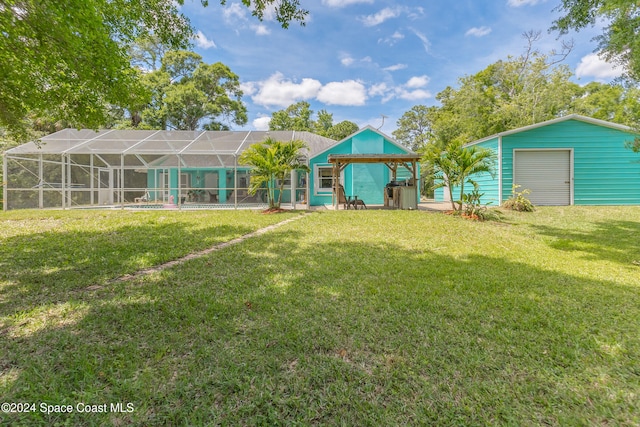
(270, 101, 315, 131)
(552, 1, 640, 82)
(0, 0, 307, 141)
(269, 101, 359, 139)
(0, 0, 193, 140)
(130, 50, 247, 130)
(392, 105, 435, 151)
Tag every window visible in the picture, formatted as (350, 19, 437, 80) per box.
(314, 164, 341, 194)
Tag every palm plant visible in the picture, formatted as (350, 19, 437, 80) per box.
(424, 139, 496, 211)
(239, 137, 309, 209)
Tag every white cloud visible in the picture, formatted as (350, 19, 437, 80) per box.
(397, 88, 432, 101)
(253, 115, 271, 130)
(465, 26, 492, 37)
(359, 7, 402, 27)
(405, 75, 430, 88)
(410, 28, 431, 53)
(252, 24, 271, 35)
(317, 80, 367, 106)
(223, 3, 247, 21)
(369, 83, 389, 97)
(379, 31, 405, 46)
(507, 0, 545, 6)
(322, 0, 374, 7)
(239, 82, 257, 96)
(383, 64, 407, 72)
(368, 75, 432, 103)
(250, 72, 322, 107)
(341, 55, 355, 66)
(575, 53, 624, 80)
(194, 30, 216, 49)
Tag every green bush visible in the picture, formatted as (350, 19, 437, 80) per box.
(503, 184, 535, 212)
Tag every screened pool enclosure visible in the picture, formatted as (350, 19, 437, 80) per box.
(3, 129, 336, 210)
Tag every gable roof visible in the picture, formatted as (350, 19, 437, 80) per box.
(310, 125, 413, 160)
(465, 114, 635, 147)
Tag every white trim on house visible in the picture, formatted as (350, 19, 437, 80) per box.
(313, 163, 343, 196)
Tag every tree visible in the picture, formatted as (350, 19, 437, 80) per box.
(128, 50, 247, 130)
(392, 105, 435, 152)
(270, 102, 315, 131)
(0, 0, 194, 140)
(552, 1, 640, 82)
(423, 139, 496, 212)
(0, 1, 307, 141)
(269, 102, 359, 139)
(325, 120, 359, 141)
(569, 82, 640, 126)
(238, 138, 310, 209)
(220, 0, 308, 28)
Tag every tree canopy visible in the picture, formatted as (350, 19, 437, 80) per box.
(552, 0, 640, 83)
(268, 102, 359, 140)
(395, 33, 640, 152)
(0, 0, 307, 141)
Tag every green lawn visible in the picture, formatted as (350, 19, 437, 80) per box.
(1, 207, 639, 426)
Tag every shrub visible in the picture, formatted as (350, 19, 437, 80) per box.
(503, 184, 535, 212)
(459, 183, 502, 221)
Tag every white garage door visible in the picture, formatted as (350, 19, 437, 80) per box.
(513, 150, 571, 206)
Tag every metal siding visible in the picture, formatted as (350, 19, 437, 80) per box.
(440, 137, 499, 205)
(501, 120, 640, 205)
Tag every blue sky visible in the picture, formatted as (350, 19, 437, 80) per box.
(180, 0, 622, 134)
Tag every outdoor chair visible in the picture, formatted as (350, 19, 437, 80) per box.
(208, 191, 218, 203)
(134, 190, 150, 203)
(334, 184, 364, 210)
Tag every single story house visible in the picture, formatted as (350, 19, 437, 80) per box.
(435, 114, 640, 206)
(3, 126, 418, 210)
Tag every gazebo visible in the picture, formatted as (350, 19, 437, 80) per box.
(327, 153, 421, 209)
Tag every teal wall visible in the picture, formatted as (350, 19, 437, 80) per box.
(501, 120, 640, 205)
(435, 119, 640, 206)
(308, 128, 414, 206)
(433, 137, 500, 206)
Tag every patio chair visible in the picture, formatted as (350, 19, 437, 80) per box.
(334, 184, 360, 210)
(208, 191, 218, 203)
(134, 190, 150, 203)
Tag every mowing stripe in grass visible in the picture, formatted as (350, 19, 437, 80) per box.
(97, 213, 309, 287)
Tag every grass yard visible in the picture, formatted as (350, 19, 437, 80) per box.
(0, 207, 639, 426)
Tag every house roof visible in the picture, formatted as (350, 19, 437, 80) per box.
(310, 125, 414, 160)
(5, 129, 337, 158)
(465, 114, 636, 147)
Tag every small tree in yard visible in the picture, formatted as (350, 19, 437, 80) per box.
(424, 139, 496, 211)
(239, 138, 309, 210)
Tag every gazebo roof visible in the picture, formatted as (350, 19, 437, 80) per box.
(327, 153, 421, 164)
